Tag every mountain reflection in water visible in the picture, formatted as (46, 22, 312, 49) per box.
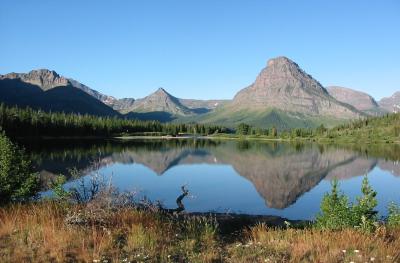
(22, 139, 400, 219)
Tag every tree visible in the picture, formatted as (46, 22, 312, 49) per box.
(271, 126, 278, 137)
(315, 180, 352, 230)
(352, 176, 378, 232)
(236, 123, 250, 135)
(0, 131, 40, 204)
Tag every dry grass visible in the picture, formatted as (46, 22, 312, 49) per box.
(0, 201, 220, 262)
(228, 223, 400, 263)
(1, 203, 400, 262)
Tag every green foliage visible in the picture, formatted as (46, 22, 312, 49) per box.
(236, 123, 251, 135)
(271, 126, 278, 137)
(51, 175, 70, 200)
(316, 177, 378, 232)
(352, 176, 378, 232)
(0, 131, 39, 204)
(387, 202, 400, 227)
(315, 180, 352, 230)
(0, 104, 225, 137)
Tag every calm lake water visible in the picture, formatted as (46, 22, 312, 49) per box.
(22, 139, 400, 220)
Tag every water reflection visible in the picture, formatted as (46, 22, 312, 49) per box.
(22, 139, 400, 216)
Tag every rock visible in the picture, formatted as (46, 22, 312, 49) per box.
(231, 56, 360, 118)
(379, 91, 400, 113)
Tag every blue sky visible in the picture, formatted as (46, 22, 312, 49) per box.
(1, 0, 399, 100)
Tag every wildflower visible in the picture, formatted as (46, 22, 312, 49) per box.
(370, 258, 375, 261)
(342, 250, 346, 253)
(354, 249, 360, 253)
(93, 260, 100, 263)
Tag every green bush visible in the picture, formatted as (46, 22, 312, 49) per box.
(352, 176, 378, 232)
(316, 176, 378, 231)
(0, 131, 39, 204)
(315, 180, 352, 230)
(387, 202, 400, 227)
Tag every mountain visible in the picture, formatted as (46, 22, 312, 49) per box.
(379, 91, 400, 113)
(0, 69, 119, 116)
(195, 56, 362, 128)
(327, 86, 385, 115)
(122, 88, 192, 115)
(1, 69, 69, 90)
(67, 78, 136, 112)
(123, 88, 199, 121)
(178, 99, 229, 114)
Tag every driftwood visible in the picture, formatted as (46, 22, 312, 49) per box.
(162, 185, 189, 214)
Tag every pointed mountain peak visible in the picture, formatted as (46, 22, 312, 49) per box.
(230, 56, 360, 119)
(267, 56, 296, 66)
(263, 56, 306, 77)
(154, 87, 170, 95)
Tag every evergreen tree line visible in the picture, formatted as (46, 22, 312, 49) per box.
(236, 112, 400, 140)
(0, 104, 227, 137)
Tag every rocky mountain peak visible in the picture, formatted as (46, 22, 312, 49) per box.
(153, 87, 170, 97)
(379, 91, 400, 112)
(229, 56, 359, 119)
(1, 68, 69, 91)
(252, 56, 326, 95)
(129, 87, 193, 116)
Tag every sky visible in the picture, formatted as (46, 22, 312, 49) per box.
(1, 0, 399, 100)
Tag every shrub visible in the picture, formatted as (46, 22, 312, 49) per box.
(316, 177, 379, 232)
(0, 131, 39, 204)
(352, 176, 378, 232)
(315, 180, 352, 230)
(388, 202, 400, 227)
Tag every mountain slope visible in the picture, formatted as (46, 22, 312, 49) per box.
(327, 86, 385, 115)
(196, 57, 362, 128)
(125, 88, 194, 116)
(0, 70, 119, 116)
(178, 99, 229, 114)
(67, 78, 136, 111)
(379, 91, 400, 113)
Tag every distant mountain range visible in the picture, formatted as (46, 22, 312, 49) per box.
(1, 57, 398, 128)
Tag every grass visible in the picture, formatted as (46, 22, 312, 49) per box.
(1, 201, 399, 262)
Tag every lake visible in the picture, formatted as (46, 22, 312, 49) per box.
(22, 138, 400, 220)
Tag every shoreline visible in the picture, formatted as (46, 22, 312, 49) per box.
(14, 134, 400, 144)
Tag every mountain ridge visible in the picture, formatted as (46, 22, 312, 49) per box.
(1, 58, 396, 127)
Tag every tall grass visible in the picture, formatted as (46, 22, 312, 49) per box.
(1, 201, 400, 262)
(0, 201, 220, 262)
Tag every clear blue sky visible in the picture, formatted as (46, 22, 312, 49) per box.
(1, 0, 399, 100)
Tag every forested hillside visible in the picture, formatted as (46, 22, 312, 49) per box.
(0, 104, 226, 137)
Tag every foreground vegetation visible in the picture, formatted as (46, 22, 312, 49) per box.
(1, 171, 395, 261)
(0, 193, 399, 262)
(0, 132, 39, 204)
